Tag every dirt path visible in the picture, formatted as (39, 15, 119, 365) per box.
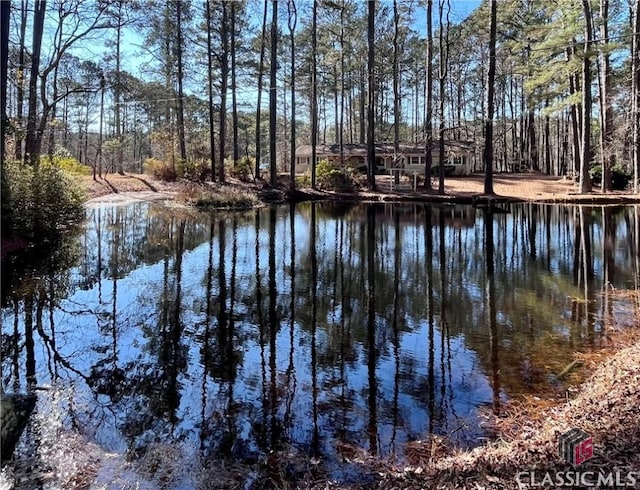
(81, 174, 179, 202)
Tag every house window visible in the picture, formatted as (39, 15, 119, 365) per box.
(410, 156, 422, 166)
(452, 156, 465, 166)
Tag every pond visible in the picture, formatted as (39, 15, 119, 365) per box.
(1, 201, 639, 487)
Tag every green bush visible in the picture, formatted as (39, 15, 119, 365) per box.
(589, 164, 632, 190)
(316, 159, 356, 191)
(295, 173, 311, 188)
(3, 161, 85, 240)
(227, 157, 255, 181)
(178, 159, 210, 182)
(40, 149, 91, 176)
(293, 161, 363, 191)
(144, 158, 177, 182)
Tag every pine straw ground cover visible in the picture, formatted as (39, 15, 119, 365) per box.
(174, 181, 260, 209)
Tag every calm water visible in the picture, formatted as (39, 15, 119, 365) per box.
(2, 201, 639, 484)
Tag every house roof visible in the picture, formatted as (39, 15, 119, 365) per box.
(295, 141, 475, 157)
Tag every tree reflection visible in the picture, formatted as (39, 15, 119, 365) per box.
(425, 204, 435, 436)
(366, 205, 378, 456)
(1, 232, 81, 392)
(311, 203, 320, 457)
(485, 209, 500, 414)
(199, 217, 215, 453)
(2, 202, 639, 477)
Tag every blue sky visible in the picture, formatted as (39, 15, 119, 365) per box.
(116, 0, 482, 80)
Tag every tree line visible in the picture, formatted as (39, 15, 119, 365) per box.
(2, 0, 640, 193)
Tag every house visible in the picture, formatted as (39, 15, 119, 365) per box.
(294, 141, 475, 176)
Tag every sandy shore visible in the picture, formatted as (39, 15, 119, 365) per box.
(86, 190, 177, 206)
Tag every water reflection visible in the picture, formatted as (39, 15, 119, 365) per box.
(2, 202, 639, 478)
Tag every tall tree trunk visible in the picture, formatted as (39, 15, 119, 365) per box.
(83, 103, 89, 165)
(1, 0, 10, 236)
(437, 0, 450, 195)
(115, 1, 124, 174)
(205, 0, 216, 181)
(483, 0, 497, 194)
(566, 47, 581, 176)
(599, 0, 613, 191)
(255, 0, 267, 179)
(98, 75, 105, 179)
(269, 0, 278, 186)
(311, 0, 318, 189)
(25, 0, 46, 166)
(339, 1, 345, 164)
(359, 66, 365, 144)
(392, 0, 400, 185)
(333, 65, 339, 145)
(231, 1, 239, 165)
(288, 0, 297, 190)
(508, 76, 518, 171)
(518, 83, 525, 169)
(47, 7, 65, 161)
(527, 109, 538, 171)
(579, 0, 593, 193)
(175, 0, 187, 164)
(544, 100, 551, 175)
(46, 69, 58, 160)
(219, 1, 229, 182)
(14, 0, 28, 161)
(424, 0, 433, 189)
(634, 0, 640, 193)
(367, 0, 376, 190)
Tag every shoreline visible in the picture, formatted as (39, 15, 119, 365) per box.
(85, 190, 178, 206)
(82, 173, 640, 207)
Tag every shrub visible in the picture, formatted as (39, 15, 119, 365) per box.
(589, 165, 632, 190)
(316, 159, 355, 191)
(228, 157, 255, 181)
(294, 162, 363, 191)
(178, 159, 210, 182)
(295, 173, 311, 188)
(3, 161, 85, 240)
(40, 150, 91, 176)
(144, 158, 177, 182)
(345, 166, 368, 188)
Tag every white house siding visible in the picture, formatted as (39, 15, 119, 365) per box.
(404, 155, 471, 176)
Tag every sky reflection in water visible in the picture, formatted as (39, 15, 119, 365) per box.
(2, 201, 639, 478)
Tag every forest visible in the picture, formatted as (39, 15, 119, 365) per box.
(2, 0, 640, 193)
